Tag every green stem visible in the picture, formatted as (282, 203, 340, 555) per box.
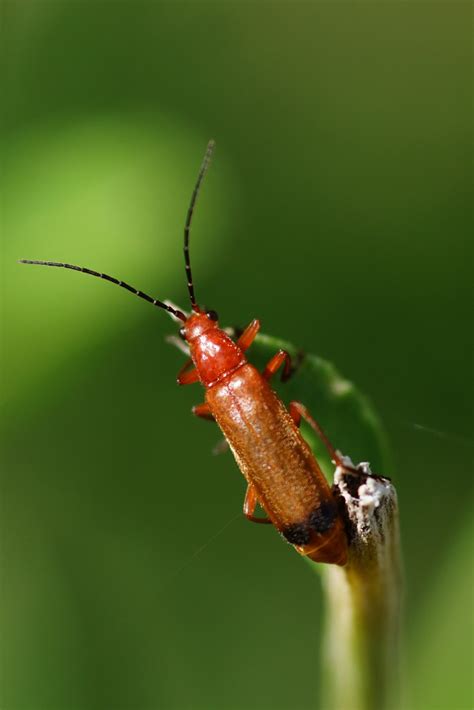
(321, 464, 402, 710)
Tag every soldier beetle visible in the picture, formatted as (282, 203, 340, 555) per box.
(20, 140, 355, 566)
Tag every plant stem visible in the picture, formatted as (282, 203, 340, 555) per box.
(320, 461, 402, 710)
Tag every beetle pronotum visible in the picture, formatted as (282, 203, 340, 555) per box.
(20, 140, 358, 566)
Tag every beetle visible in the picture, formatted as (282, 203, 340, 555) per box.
(20, 140, 352, 566)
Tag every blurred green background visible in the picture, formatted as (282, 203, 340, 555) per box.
(2, 2, 472, 709)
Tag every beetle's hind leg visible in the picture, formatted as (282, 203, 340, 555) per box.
(289, 402, 357, 472)
(243, 484, 272, 524)
(188, 419, 271, 519)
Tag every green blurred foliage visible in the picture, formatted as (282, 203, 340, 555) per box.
(1, 2, 472, 709)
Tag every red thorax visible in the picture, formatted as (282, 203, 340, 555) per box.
(184, 312, 246, 388)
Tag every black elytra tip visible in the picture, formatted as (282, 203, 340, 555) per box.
(281, 500, 337, 546)
(281, 522, 311, 546)
(308, 500, 337, 534)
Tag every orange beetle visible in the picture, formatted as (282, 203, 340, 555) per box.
(20, 141, 351, 566)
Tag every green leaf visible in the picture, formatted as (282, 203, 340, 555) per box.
(250, 332, 391, 476)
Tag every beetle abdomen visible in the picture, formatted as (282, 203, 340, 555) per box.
(205, 363, 347, 565)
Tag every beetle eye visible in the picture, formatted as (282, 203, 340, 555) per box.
(179, 327, 186, 340)
(206, 309, 219, 321)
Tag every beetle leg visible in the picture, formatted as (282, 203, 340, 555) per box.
(192, 402, 214, 421)
(177, 358, 200, 385)
(166, 334, 191, 357)
(236, 318, 260, 352)
(243, 484, 273, 524)
(262, 349, 293, 382)
(212, 438, 229, 455)
(192, 403, 231, 454)
(289, 401, 357, 471)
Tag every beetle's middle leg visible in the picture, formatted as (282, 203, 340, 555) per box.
(262, 349, 293, 382)
(192, 402, 215, 421)
(192, 403, 232, 454)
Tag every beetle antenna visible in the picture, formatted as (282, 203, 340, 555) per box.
(18, 260, 187, 321)
(184, 140, 215, 311)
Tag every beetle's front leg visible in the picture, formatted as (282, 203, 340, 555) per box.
(236, 318, 260, 352)
(177, 358, 200, 385)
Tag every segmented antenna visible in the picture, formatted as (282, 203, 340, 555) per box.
(18, 260, 187, 321)
(184, 140, 215, 311)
